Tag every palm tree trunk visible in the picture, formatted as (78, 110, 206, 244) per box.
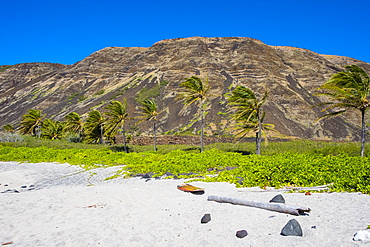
(361, 108, 366, 157)
(256, 112, 262, 155)
(122, 125, 128, 153)
(153, 121, 157, 151)
(100, 124, 104, 145)
(200, 106, 204, 153)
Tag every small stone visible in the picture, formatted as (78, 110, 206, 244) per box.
(353, 230, 370, 241)
(201, 213, 211, 224)
(269, 194, 285, 203)
(236, 230, 248, 238)
(142, 173, 152, 179)
(281, 219, 303, 236)
(21, 185, 27, 188)
(311, 226, 317, 229)
(4, 184, 8, 187)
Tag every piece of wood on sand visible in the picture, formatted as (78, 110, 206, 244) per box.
(177, 184, 205, 194)
(208, 195, 310, 216)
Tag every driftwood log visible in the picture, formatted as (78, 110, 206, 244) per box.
(207, 195, 311, 216)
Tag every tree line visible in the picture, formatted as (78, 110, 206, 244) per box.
(2, 65, 370, 156)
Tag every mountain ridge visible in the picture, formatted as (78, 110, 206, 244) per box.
(1, 37, 369, 141)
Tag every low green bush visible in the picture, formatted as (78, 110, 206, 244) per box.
(0, 146, 369, 194)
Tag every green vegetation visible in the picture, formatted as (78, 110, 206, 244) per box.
(68, 93, 80, 101)
(1, 65, 370, 195)
(0, 65, 12, 73)
(105, 100, 129, 152)
(177, 76, 212, 152)
(316, 65, 370, 156)
(0, 145, 369, 194)
(136, 99, 164, 151)
(135, 80, 168, 103)
(227, 86, 274, 154)
(78, 95, 88, 102)
(19, 109, 45, 137)
(94, 89, 105, 96)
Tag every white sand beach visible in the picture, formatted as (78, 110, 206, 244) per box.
(1, 161, 370, 246)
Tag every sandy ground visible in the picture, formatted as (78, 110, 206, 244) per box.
(0, 161, 370, 247)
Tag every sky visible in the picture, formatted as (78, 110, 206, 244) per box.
(1, 0, 369, 65)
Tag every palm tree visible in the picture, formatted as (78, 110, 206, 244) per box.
(177, 76, 211, 152)
(3, 124, 15, 133)
(316, 64, 370, 156)
(85, 110, 105, 144)
(136, 99, 164, 151)
(227, 85, 273, 154)
(41, 119, 66, 140)
(19, 109, 46, 137)
(65, 112, 84, 142)
(105, 100, 129, 152)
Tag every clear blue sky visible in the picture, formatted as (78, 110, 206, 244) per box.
(1, 0, 369, 65)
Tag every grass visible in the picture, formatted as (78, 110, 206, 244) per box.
(1, 135, 369, 194)
(0, 145, 369, 194)
(0, 135, 368, 156)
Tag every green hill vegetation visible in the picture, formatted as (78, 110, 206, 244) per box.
(0, 137, 369, 194)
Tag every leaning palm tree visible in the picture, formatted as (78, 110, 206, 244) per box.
(316, 64, 370, 157)
(136, 99, 164, 151)
(41, 119, 66, 140)
(227, 86, 272, 155)
(65, 112, 84, 142)
(19, 109, 46, 137)
(177, 76, 211, 152)
(84, 110, 105, 144)
(105, 100, 129, 152)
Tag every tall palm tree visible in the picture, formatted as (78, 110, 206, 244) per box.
(105, 100, 129, 152)
(177, 76, 211, 152)
(227, 85, 273, 154)
(65, 112, 84, 142)
(41, 119, 66, 140)
(136, 99, 164, 151)
(85, 110, 105, 144)
(316, 64, 370, 156)
(19, 109, 46, 137)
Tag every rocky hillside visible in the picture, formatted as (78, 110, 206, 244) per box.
(1, 37, 369, 141)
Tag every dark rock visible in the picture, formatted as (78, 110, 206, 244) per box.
(236, 230, 248, 238)
(237, 177, 244, 185)
(269, 194, 285, 203)
(4, 184, 8, 186)
(2, 189, 19, 193)
(21, 185, 27, 188)
(281, 219, 303, 236)
(226, 167, 237, 171)
(142, 173, 152, 179)
(164, 172, 174, 176)
(201, 213, 211, 224)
